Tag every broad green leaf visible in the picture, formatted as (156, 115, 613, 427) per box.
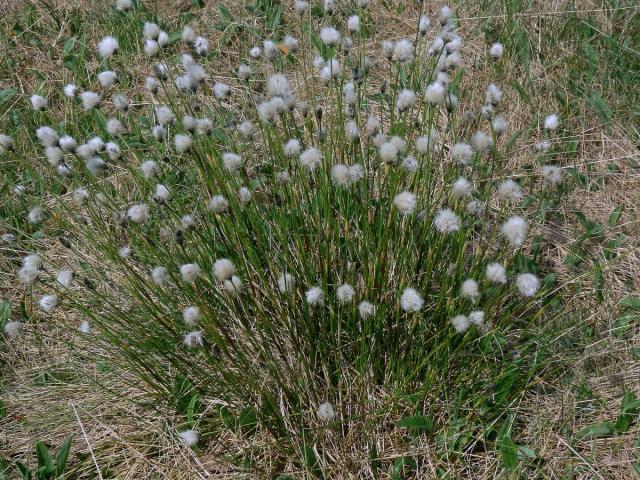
(608, 206, 624, 226)
(517, 445, 537, 460)
(575, 421, 615, 439)
(391, 457, 416, 480)
(499, 435, 518, 470)
(395, 415, 433, 432)
(35, 441, 54, 474)
(55, 436, 72, 475)
(620, 296, 640, 310)
(631, 348, 640, 360)
(0, 88, 17, 106)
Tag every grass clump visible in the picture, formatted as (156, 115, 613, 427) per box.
(0, 1, 609, 477)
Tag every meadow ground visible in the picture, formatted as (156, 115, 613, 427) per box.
(0, 0, 639, 478)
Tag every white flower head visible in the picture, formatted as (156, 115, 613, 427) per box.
(347, 15, 360, 32)
(331, 164, 350, 187)
(401, 287, 424, 312)
(451, 142, 473, 165)
(4, 321, 22, 339)
(178, 429, 199, 447)
(490, 42, 504, 58)
(425, 82, 446, 105)
(452, 177, 473, 198)
(36, 126, 58, 146)
(181, 26, 195, 43)
(317, 402, 335, 421)
(207, 195, 228, 213)
(174, 134, 193, 153)
(213, 258, 235, 282)
(394, 191, 417, 215)
(115, 0, 132, 11)
(80, 91, 101, 110)
(39, 294, 58, 312)
(486, 263, 507, 284)
(320, 27, 340, 46)
(183, 331, 203, 348)
(379, 141, 398, 164)
(336, 283, 355, 304)
(183, 306, 201, 326)
(497, 179, 523, 202)
(541, 165, 563, 186)
(193, 36, 208, 55)
(180, 263, 201, 283)
(501, 216, 529, 247)
(31, 95, 47, 111)
(461, 279, 480, 301)
(152, 266, 169, 285)
(28, 207, 45, 224)
(213, 82, 230, 99)
(358, 301, 375, 319)
(451, 314, 469, 333)
(283, 139, 301, 157)
(419, 15, 431, 34)
(56, 270, 73, 288)
(544, 114, 560, 130)
(64, 84, 77, 97)
(516, 273, 540, 297)
(306, 286, 325, 306)
(492, 116, 509, 136)
(392, 39, 414, 64)
(140, 160, 158, 179)
(223, 276, 243, 295)
(97, 36, 118, 58)
(299, 147, 323, 171)
(397, 89, 416, 112)
(471, 131, 494, 153)
(222, 152, 243, 173)
(469, 310, 485, 327)
(278, 273, 296, 293)
(433, 208, 460, 233)
(127, 204, 149, 223)
(485, 83, 503, 105)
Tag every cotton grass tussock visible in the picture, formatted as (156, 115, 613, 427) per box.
(16, 6, 574, 472)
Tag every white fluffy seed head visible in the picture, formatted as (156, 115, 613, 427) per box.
(425, 82, 446, 105)
(460, 279, 480, 300)
(267, 73, 291, 98)
(18, 266, 39, 285)
(358, 301, 375, 319)
(178, 429, 199, 447)
(469, 310, 485, 327)
(278, 273, 295, 293)
(317, 402, 335, 421)
(39, 294, 58, 312)
(28, 207, 45, 224)
(213, 258, 235, 282)
(152, 266, 169, 285)
(183, 306, 201, 326)
(379, 141, 398, 164)
(485, 83, 502, 105)
(73, 188, 89, 205)
(222, 152, 243, 173)
(497, 179, 523, 202)
(433, 208, 460, 233)
(4, 321, 22, 339)
(336, 283, 355, 304)
(97, 36, 118, 58)
(284, 139, 301, 157)
(544, 114, 560, 130)
(451, 315, 470, 333)
(31, 95, 47, 111)
(516, 273, 540, 297)
(319, 27, 340, 46)
(180, 263, 201, 282)
(486, 263, 507, 283)
(392, 38, 414, 63)
(299, 147, 323, 171)
(127, 204, 149, 223)
(331, 164, 351, 187)
(306, 286, 325, 306)
(490, 42, 504, 58)
(393, 191, 417, 215)
(501, 216, 529, 247)
(174, 134, 192, 153)
(207, 195, 228, 213)
(64, 84, 77, 97)
(471, 131, 493, 153)
(347, 15, 360, 32)
(401, 288, 424, 312)
(396, 89, 416, 112)
(140, 160, 158, 179)
(541, 165, 563, 186)
(36, 126, 58, 146)
(183, 331, 203, 347)
(451, 177, 473, 198)
(56, 270, 73, 288)
(154, 184, 172, 202)
(223, 276, 243, 295)
(80, 91, 101, 110)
